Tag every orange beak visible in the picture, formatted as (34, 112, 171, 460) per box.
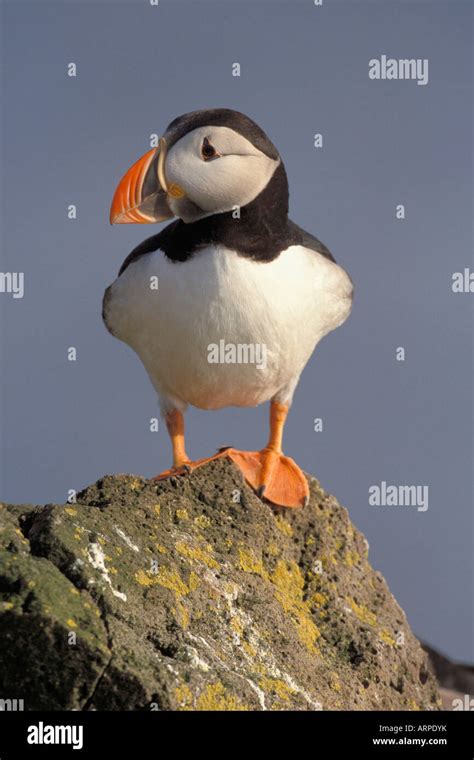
(110, 138, 182, 225)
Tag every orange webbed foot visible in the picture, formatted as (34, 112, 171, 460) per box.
(226, 447, 309, 509)
(155, 403, 309, 508)
(153, 447, 309, 509)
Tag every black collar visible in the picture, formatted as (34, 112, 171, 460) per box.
(118, 164, 335, 275)
(161, 163, 289, 262)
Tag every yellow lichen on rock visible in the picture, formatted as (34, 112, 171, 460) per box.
(175, 681, 248, 711)
(379, 628, 396, 646)
(271, 561, 321, 653)
(196, 681, 249, 712)
(344, 550, 360, 567)
(311, 592, 328, 608)
(238, 547, 266, 575)
(329, 673, 342, 692)
(274, 515, 293, 537)
(199, 682, 248, 711)
(188, 571, 200, 592)
(136, 566, 186, 594)
(135, 568, 158, 587)
(175, 684, 193, 708)
(230, 616, 244, 637)
(241, 640, 257, 659)
(259, 676, 295, 701)
(135, 565, 199, 629)
(237, 548, 320, 654)
(319, 552, 337, 569)
(194, 515, 211, 529)
(175, 540, 219, 569)
(346, 596, 377, 627)
(174, 603, 190, 629)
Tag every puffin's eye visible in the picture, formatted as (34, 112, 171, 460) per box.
(201, 137, 219, 161)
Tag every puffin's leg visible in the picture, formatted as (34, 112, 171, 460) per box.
(154, 404, 308, 509)
(259, 401, 289, 497)
(227, 401, 310, 509)
(154, 409, 191, 478)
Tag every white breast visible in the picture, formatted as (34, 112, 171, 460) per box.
(104, 244, 352, 412)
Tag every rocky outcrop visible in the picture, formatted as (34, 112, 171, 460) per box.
(422, 643, 474, 711)
(0, 461, 440, 710)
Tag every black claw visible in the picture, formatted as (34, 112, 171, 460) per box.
(257, 485, 267, 499)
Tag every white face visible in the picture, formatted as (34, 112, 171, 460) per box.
(164, 125, 280, 223)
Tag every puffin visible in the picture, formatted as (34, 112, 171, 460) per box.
(103, 108, 353, 508)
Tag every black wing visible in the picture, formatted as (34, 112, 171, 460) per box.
(287, 219, 336, 263)
(117, 220, 180, 276)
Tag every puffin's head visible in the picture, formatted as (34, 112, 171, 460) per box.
(110, 108, 283, 225)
